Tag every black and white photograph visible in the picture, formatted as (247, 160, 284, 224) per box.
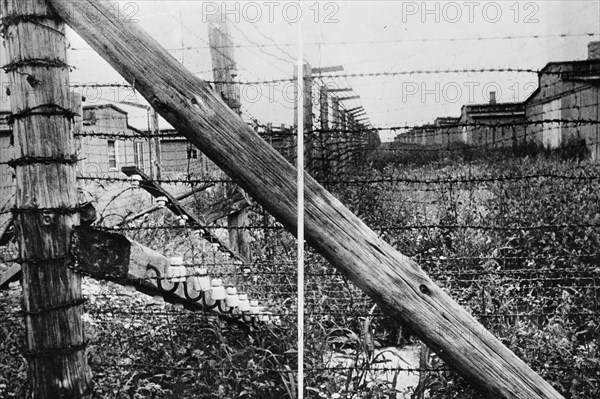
(0, 1, 599, 398)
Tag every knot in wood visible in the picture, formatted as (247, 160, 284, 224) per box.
(419, 284, 430, 295)
(42, 214, 53, 225)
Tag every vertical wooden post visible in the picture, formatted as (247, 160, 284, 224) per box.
(151, 109, 162, 180)
(348, 115, 357, 163)
(340, 110, 350, 165)
(331, 97, 340, 172)
(1, 0, 92, 397)
(319, 86, 328, 131)
(142, 107, 154, 179)
(319, 86, 328, 177)
(207, 11, 250, 260)
(207, 12, 241, 115)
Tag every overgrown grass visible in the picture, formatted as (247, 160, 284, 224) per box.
(1, 143, 599, 398)
(309, 151, 600, 398)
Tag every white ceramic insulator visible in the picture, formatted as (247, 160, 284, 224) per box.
(131, 174, 142, 187)
(189, 276, 201, 291)
(167, 257, 186, 282)
(238, 294, 250, 312)
(193, 268, 210, 291)
(170, 256, 183, 266)
(210, 278, 226, 300)
(167, 266, 186, 283)
(249, 300, 260, 314)
(251, 305, 262, 315)
(225, 287, 239, 307)
(198, 275, 211, 291)
(156, 196, 168, 208)
(187, 268, 202, 290)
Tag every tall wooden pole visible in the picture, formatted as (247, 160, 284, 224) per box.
(48, 2, 565, 397)
(207, 12, 241, 114)
(293, 63, 313, 172)
(319, 86, 328, 131)
(319, 86, 329, 178)
(146, 108, 154, 179)
(1, 0, 92, 397)
(207, 11, 250, 260)
(331, 97, 340, 172)
(151, 109, 162, 180)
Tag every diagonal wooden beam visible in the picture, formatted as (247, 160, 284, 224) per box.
(115, 183, 214, 226)
(337, 95, 360, 101)
(0, 263, 20, 290)
(1, 227, 268, 326)
(199, 191, 249, 225)
(311, 65, 344, 75)
(48, 2, 563, 397)
(327, 88, 353, 93)
(346, 106, 363, 113)
(1, 188, 249, 293)
(0, 218, 13, 246)
(69, 226, 267, 325)
(121, 166, 248, 263)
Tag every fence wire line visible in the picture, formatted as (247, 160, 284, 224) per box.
(2, 47, 600, 398)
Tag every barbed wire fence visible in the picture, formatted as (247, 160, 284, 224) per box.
(296, 63, 600, 398)
(0, 118, 302, 397)
(1, 15, 599, 399)
(0, 14, 303, 396)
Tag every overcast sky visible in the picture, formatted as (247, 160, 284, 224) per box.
(1, 1, 599, 141)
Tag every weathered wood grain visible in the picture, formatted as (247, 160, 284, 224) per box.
(1, 0, 92, 397)
(207, 12, 251, 261)
(200, 191, 249, 226)
(0, 263, 20, 290)
(0, 217, 13, 245)
(72, 227, 260, 325)
(46, 1, 564, 397)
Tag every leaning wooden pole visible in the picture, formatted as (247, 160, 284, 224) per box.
(46, 1, 563, 398)
(1, 0, 92, 397)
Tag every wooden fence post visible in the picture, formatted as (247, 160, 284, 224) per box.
(207, 11, 250, 261)
(331, 96, 340, 172)
(319, 86, 329, 131)
(47, 2, 565, 397)
(151, 108, 162, 180)
(293, 63, 316, 172)
(1, 1, 92, 397)
(319, 86, 329, 177)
